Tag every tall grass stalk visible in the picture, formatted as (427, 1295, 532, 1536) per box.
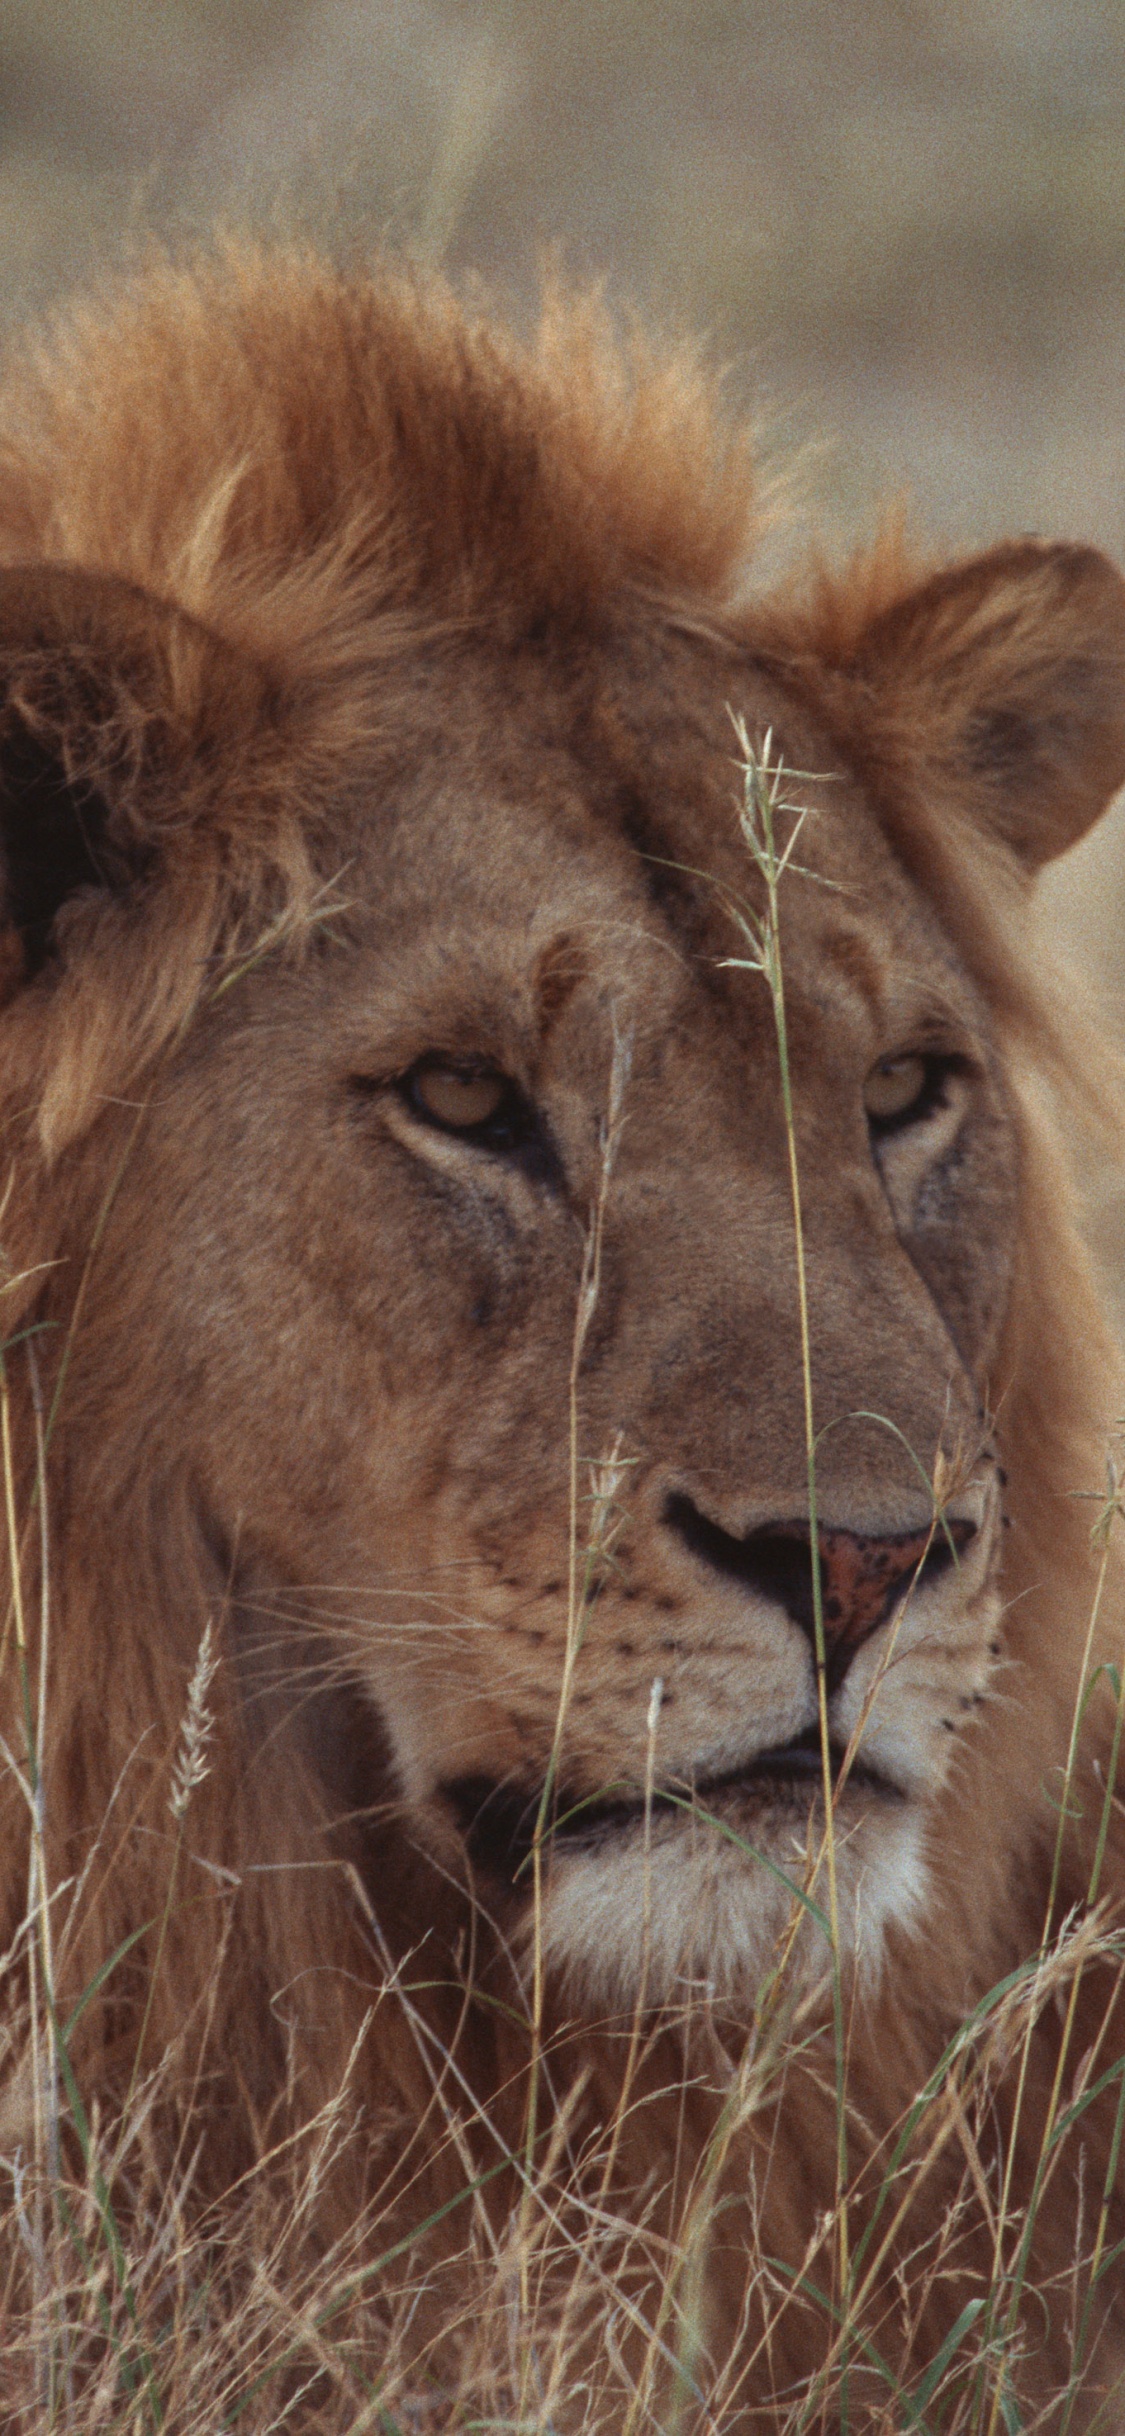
(523, 1017, 632, 2220)
(978, 1455, 1125, 2436)
(718, 720, 849, 2292)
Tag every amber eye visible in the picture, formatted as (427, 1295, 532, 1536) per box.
(863, 1054, 930, 1127)
(406, 1062, 512, 1134)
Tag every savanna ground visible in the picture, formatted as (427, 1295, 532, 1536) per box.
(5, 6, 1125, 2429)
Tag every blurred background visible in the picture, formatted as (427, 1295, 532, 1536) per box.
(2, 0, 1124, 993)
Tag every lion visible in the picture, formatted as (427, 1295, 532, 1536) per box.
(2, 246, 1125, 2429)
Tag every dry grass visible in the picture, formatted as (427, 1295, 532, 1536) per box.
(4, 1497, 1125, 2429)
(4, 1873, 1125, 2435)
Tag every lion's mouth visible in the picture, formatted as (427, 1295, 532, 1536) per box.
(443, 1730, 898, 1886)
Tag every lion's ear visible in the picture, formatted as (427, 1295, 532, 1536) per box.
(0, 565, 271, 987)
(851, 541, 1125, 873)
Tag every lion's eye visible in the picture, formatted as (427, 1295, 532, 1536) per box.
(406, 1062, 515, 1136)
(863, 1054, 931, 1128)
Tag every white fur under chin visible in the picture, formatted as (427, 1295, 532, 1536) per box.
(530, 1801, 930, 2014)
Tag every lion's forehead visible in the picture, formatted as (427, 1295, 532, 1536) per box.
(336, 660, 986, 1078)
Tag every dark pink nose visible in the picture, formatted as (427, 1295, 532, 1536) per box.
(815, 1522, 973, 1680)
(664, 1494, 976, 1690)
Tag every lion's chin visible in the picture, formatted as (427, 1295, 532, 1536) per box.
(524, 1792, 929, 2017)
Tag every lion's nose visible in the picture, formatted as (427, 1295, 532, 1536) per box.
(663, 1493, 975, 1691)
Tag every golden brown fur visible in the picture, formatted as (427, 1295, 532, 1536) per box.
(3, 249, 1125, 2426)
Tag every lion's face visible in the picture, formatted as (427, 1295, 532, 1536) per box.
(77, 631, 1016, 2007)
